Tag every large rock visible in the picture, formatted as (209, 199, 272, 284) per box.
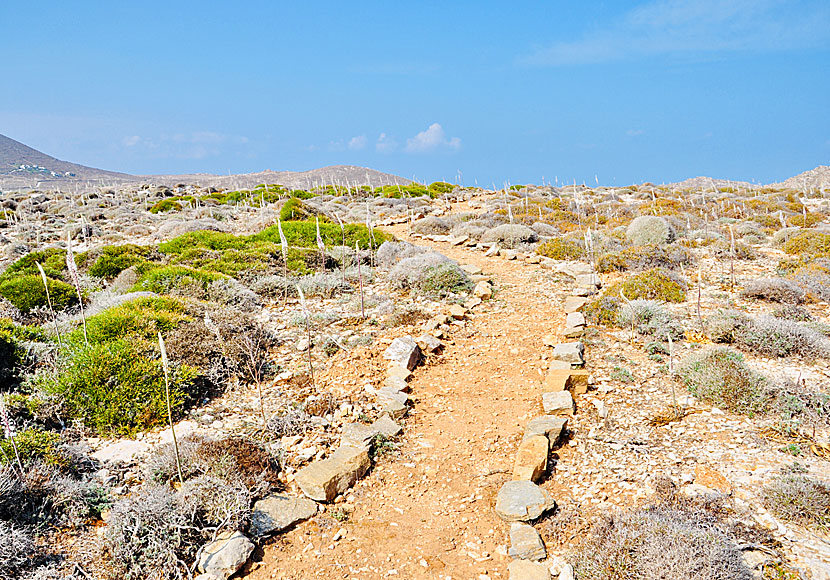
(383, 336, 421, 370)
(508, 522, 546, 561)
(566, 312, 585, 327)
(508, 559, 551, 580)
(494, 481, 556, 522)
(198, 531, 254, 580)
(372, 415, 402, 438)
(90, 439, 150, 465)
(542, 391, 574, 415)
(563, 296, 588, 313)
(543, 369, 589, 395)
(512, 436, 548, 482)
(249, 494, 318, 536)
(552, 342, 584, 365)
(295, 445, 371, 502)
(473, 280, 493, 299)
(340, 422, 379, 451)
(524, 416, 568, 442)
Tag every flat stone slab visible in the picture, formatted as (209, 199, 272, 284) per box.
(508, 558, 551, 580)
(449, 304, 467, 319)
(512, 435, 548, 482)
(554, 261, 593, 278)
(371, 415, 402, 438)
(383, 375, 409, 392)
(295, 445, 371, 502)
(340, 422, 379, 450)
(387, 364, 412, 382)
(198, 530, 254, 580)
(383, 336, 421, 371)
(249, 494, 318, 537)
(542, 391, 573, 415)
(90, 439, 150, 465)
(415, 333, 442, 353)
(563, 326, 584, 339)
(543, 369, 589, 395)
(575, 273, 600, 288)
(494, 480, 556, 522)
(552, 342, 584, 365)
(508, 522, 547, 561)
(566, 312, 586, 327)
(524, 416, 568, 442)
(473, 280, 493, 299)
(563, 296, 589, 313)
(460, 264, 482, 275)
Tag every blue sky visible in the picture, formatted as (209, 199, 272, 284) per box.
(1, 0, 828, 185)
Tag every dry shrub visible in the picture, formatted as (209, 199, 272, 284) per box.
(267, 407, 311, 438)
(679, 347, 771, 415)
(741, 278, 806, 304)
(411, 216, 453, 236)
(704, 309, 750, 343)
(763, 471, 830, 531)
(481, 224, 538, 248)
(376, 241, 429, 269)
(736, 315, 830, 359)
(571, 504, 752, 580)
(0, 521, 36, 579)
(147, 435, 280, 493)
(304, 392, 337, 417)
(625, 215, 676, 245)
(597, 244, 692, 273)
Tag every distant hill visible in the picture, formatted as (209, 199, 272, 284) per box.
(0, 134, 411, 191)
(0, 133, 132, 188)
(666, 176, 754, 190)
(769, 165, 830, 191)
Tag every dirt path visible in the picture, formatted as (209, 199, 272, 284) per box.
(245, 227, 572, 580)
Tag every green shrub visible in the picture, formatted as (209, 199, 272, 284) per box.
(149, 199, 183, 214)
(704, 309, 750, 343)
(279, 198, 315, 221)
(86, 244, 153, 280)
(763, 472, 830, 531)
(75, 297, 190, 345)
(0, 274, 78, 313)
(1, 248, 67, 281)
(428, 181, 455, 195)
(0, 331, 22, 384)
(253, 220, 391, 250)
(583, 295, 623, 326)
(131, 265, 224, 294)
(43, 340, 200, 435)
(604, 268, 686, 302)
(0, 319, 48, 342)
(0, 428, 66, 467)
(782, 230, 830, 258)
(536, 238, 585, 260)
(679, 347, 771, 415)
(418, 263, 472, 297)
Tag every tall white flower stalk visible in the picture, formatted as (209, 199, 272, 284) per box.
(36, 262, 63, 349)
(0, 397, 23, 473)
(315, 216, 326, 272)
(65, 233, 88, 346)
(158, 332, 183, 485)
(296, 286, 315, 388)
(355, 241, 365, 319)
(277, 217, 289, 303)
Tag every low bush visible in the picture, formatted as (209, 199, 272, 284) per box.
(417, 263, 472, 297)
(1, 248, 67, 281)
(782, 230, 830, 258)
(41, 340, 200, 436)
(0, 521, 35, 579)
(83, 244, 154, 280)
(388, 251, 450, 289)
(625, 215, 676, 246)
(536, 238, 585, 260)
(131, 264, 224, 294)
(0, 429, 66, 468)
(735, 315, 830, 359)
(597, 244, 692, 273)
(76, 296, 190, 345)
(571, 504, 752, 580)
(617, 300, 683, 341)
(376, 241, 428, 269)
(0, 274, 77, 313)
(741, 278, 806, 304)
(763, 472, 830, 531)
(704, 309, 750, 343)
(149, 199, 183, 213)
(411, 216, 452, 236)
(604, 268, 687, 303)
(480, 224, 538, 248)
(679, 347, 771, 415)
(583, 295, 623, 326)
(771, 304, 814, 322)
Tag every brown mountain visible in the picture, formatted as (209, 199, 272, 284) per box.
(0, 133, 410, 191)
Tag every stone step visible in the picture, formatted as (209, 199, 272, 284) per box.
(294, 445, 371, 502)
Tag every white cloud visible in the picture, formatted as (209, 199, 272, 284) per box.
(348, 135, 368, 150)
(376, 132, 398, 153)
(520, 0, 830, 66)
(119, 131, 248, 159)
(404, 123, 461, 154)
(626, 129, 644, 137)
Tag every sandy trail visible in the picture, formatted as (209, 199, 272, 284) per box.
(246, 227, 571, 580)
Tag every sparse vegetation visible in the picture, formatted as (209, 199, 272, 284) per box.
(679, 347, 771, 415)
(763, 471, 830, 531)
